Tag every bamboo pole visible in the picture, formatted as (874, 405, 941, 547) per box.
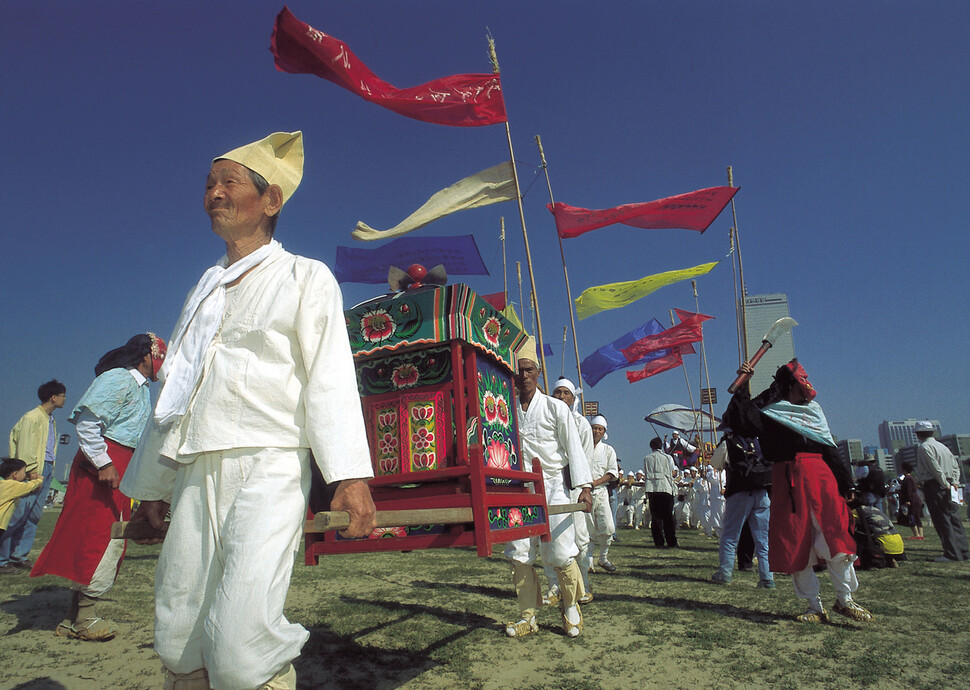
(727, 166, 749, 362)
(517, 262, 524, 326)
(730, 228, 743, 368)
(561, 326, 568, 378)
(692, 280, 717, 450)
(670, 309, 697, 422)
(500, 217, 508, 305)
(535, 135, 585, 407)
(491, 38, 549, 391)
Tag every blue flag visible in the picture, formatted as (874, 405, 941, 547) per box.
(581, 318, 667, 387)
(334, 234, 489, 284)
(543, 344, 554, 357)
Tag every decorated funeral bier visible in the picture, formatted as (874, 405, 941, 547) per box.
(304, 276, 553, 562)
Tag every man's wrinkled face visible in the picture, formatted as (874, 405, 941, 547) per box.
(591, 424, 606, 444)
(204, 160, 267, 238)
(552, 386, 575, 408)
(515, 359, 540, 397)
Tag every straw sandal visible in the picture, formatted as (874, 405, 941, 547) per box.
(578, 591, 594, 605)
(833, 601, 874, 622)
(795, 608, 828, 623)
(57, 617, 118, 641)
(542, 586, 560, 607)
(505, 617, 538, 638)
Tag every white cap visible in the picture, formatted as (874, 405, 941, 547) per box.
(635, 469, 645, 476)
(914, 421, 935, 433)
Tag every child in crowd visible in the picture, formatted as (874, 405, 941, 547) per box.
(0, 458, 45, 539)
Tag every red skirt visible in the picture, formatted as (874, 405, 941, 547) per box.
(768, 452, 856, 574)
(31, 439, 133, 586)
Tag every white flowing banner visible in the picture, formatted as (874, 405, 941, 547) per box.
(352, 162, 516, 241)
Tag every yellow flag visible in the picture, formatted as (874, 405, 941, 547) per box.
(575, 262, 718, 320)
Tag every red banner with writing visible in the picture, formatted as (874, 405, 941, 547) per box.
(272, 7, 507, 127)
(549, 187, 739, 239)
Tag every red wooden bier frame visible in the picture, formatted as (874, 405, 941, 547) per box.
(304, 284, 549, 563)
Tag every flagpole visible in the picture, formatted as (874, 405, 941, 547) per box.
(490, 38, 549, 391)
(727, 166, 749, 363)
(692, 280, 716, 451)
(500, 217, 508, 305)
(561, 326, 568, 378)
(535, 134, 586, 408)
(730, 227, 743, 369)
(670, 309, 698, 431)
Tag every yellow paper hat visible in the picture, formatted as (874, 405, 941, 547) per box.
(216, 131, 304, 204)
(517, 335, 539, 368)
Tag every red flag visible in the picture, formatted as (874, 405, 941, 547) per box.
(673, 308, 713, 323)
(626, 351, 684, 383)
(481, 291, 507, 311)
(272, 7, 507, 127)
(621, 311, 714, 363)
(549, 187, 739, 239)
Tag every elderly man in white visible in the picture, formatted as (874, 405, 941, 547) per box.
(631, 470, 647, 529)
(505, 340, 592, 638)
(587, 415, 619, 573)
(121, 132, 377, 690)
(543, 377, 595, 606)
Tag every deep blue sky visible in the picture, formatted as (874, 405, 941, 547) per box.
(2, 2, 968, 476)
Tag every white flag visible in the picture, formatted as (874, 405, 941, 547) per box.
(353, 162, 516, 241)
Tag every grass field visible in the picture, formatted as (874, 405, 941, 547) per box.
(1, 509, 969, 689)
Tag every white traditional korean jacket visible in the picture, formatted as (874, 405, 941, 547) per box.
(122, 247, 373, 501)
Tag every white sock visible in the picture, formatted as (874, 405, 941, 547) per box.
(563, 605, 581, 625)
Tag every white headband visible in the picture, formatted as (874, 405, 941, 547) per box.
(591, 414, 608, 439)
(553, 377, 583, 413)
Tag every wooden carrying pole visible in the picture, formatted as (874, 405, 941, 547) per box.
(111, 503, 590, 540)
(490, 38, 549, 391)
(535, 135, 585, 405)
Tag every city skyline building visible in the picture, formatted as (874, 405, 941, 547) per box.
(864, 445, 895, 475)
(742, 293, 795, 395)
(837, 439, 864, 468)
